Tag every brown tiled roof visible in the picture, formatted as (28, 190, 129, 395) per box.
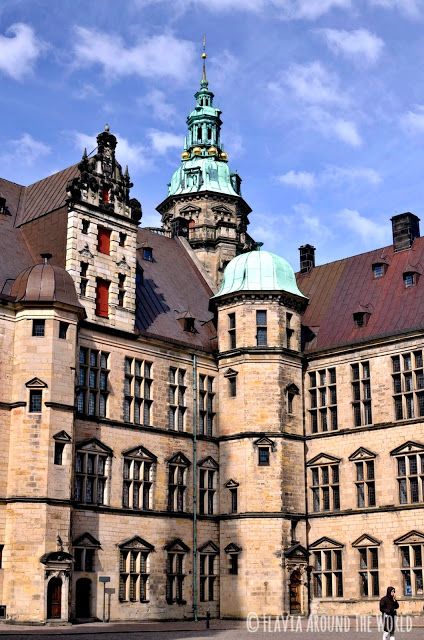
(297, 237, 424, 353)
(16, 165, 79, 226)
(136, 229, 216, 351)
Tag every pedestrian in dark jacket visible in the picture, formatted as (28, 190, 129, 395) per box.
(379, 586, 399, 640)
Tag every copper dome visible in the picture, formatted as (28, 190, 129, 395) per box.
(11, 255, 84, 314)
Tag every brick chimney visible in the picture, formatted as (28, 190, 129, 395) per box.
(299, 244, 316, 273)
(391, 213, 420, 252)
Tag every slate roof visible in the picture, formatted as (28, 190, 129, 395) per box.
(136, 229, 216, 351)
(297, 237, 424, 353)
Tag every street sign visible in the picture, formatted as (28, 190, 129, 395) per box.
(99, 576, 111, 583)
(105, 588, 115, 594)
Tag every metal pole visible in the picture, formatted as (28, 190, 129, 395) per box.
(192, 353, 198, 622)
(103, 582, 106, 623)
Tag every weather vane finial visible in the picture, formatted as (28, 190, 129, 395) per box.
(201, 34, 208, 87)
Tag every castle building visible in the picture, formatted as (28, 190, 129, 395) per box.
(0, 50, 423, 624)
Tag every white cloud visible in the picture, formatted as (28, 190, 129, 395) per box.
(209, 49, 239, 88)
(369, 0, 423, 18)
(147, 130, 182, 155)
(73, 131, 149, 171)
(0, 23, 44, 80)
(317, 28, 384, 65)
(278, 170, 316, 189)
(73, 83, 103, 101)
(401, 105, 424, 133)
(275, 0, 352, 19)
(337, 208, 388, 243)
(308, 107, 362, 146)
(295, 203, 334, 240)
(0, 133, 51, 166)
(73, 27, 196, 81)
(283, 61, 347, 106)
(224, 132, 244, 158)
(138, 90, 177, 122)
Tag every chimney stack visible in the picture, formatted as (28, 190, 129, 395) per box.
(391, 213, 420, 252)
(299, 244, 316, 273)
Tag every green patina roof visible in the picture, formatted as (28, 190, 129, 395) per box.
(168, 156, 239, 197)
(214, 250, 308, 299)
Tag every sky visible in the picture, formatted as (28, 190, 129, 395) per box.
(1, 0, 424, 269)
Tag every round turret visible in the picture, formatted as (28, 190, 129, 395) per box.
(11, 254, 85, 314)
(214, 250, 307, 299)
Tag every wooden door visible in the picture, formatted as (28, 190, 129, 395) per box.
(289, 570, 302, 614)
(47, 578, 62, 619)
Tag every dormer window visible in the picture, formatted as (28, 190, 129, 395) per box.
(0, 197, 6, 214)
(404, 272, 417, 288)
(183, 317, 195, 333)
(353, 311, 370, 328)
(372, 263, 386, 279)
(143, 247, 153, 262)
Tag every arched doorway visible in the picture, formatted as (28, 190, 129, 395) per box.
(75, 578, 91, 619)
(47, 577, 62, 619)
(289, 569, 302, 614)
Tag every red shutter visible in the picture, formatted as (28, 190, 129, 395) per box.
(96, 279, 110, 317)
(98, 227, 111, 255)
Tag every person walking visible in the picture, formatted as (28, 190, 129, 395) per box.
(379, 586, 399, 640)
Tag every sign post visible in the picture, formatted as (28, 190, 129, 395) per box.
(99, 576, 111, 623)
(105, 587, 115, 623)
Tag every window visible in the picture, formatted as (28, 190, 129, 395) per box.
(168, 454, 190, 512)
(404, 272, 417, 288)
(309, 368, 338, 433)
(200, 551, 217, 601)
(168, 367, 186, 431)
(399, 543, 424, 596)
(77, 348, 109, 417)
(352, 362, 372, 426)
(183, 316, 195, 333)
(29, 390, 42, 413)
(358, 547, 379, 597)
(0, 197, 6, 214)
(228, 376, 237, 397)
(119, 232, 127, 247)
(286, 312, 294, 349)
(225, 544, 241, 575)
(143, 247, 153, 261)
(166, 540, 188, 604)
(199, 459, 217, 515)
(74, 547, 95, 572)
(122, 446, 156, 510)
(59, 322, 69, 339)
(396, 453, 424, 504)
(118, 273, 126, 307)
(74, 442, 110, 504)
(392, 350, 424, 420)
(256, 310, 267, 346)
(124, 358, 153, 426)
(258, 447, 270, 466)
(119, 538, 153, 602)
(310, 462, 340, 512)
(95, 278, 110, 317)
(286, 384, 299, 415)
(32, 319, 45, 337)
(82, 219, 90, 234)
(228, 313, 236, 349)
(353, 312, 370, 327)
(0, 545, 3, 569)
(97, 227, 111, 255)
(230, 488, 238, 513)
(355, 460, 376, 507)
(312, 548, 343, 598)
(54, 442, 65, 465)
(373, 263, 386, 279)
(80, 262, 88, 297)
(199, 375, 215, 436)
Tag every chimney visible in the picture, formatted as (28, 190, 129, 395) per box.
(391, 213, 420, 252)
(299, 244, 316, 273)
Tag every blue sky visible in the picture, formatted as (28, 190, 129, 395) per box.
(1, 0, 424, 269)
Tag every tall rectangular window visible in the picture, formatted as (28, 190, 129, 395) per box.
(309, 368, 338, 433)
(396, 453, 424, 504)
(119, 548, 150, 602)
(118, 273, 126, 308)
(80, 261, 89, 297)
(95, 279, 110, 317)
(230, 488, 238, 513)
(199, 375, 215, 436)
(355, 460, 376, 507)
(74, 449, 108, 504)
(228, 313, 236, 349)
(77, 348, 109, 417)
(29, 390, 42, 413)
(123, 358, 153, 426)
(392, 350, 424, 420)
(256, 310, 267, 346)
(351, 362, 372, 426)
(122, 456, 154, 510)
(166, 551, 185, 604)
(199, 467, 216, 515)
(97, 227, 111, 255)
(358, 547, 379, 597)
(168, 462, 188, 512)
(200, 554, 217, 602)
(168, 367, 186, 431)
(313, 549, 343, 598)
(311, 464, 340, 512)
(400, 544, 424, 596)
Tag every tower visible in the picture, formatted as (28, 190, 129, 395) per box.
(212, 250, 309, 617)
(157, 43, 255, 288)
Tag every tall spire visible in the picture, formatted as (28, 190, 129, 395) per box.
(201, 34, 208, 88)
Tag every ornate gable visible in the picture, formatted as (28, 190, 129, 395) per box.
(198, 456, 219, 469)
(224, 543, 242, 554)
(178, 203, 201, 216)
(285, 383, 300, 395)
(352, 534, 381, 547)
(53, 430, 71, 442)
(118, 536, 155, 551)
(224, 368, 238, 378)
(167, 451, 191, 466)
(307, 453, 341, 467)
(198, 540, 219, 553)
(309, 537, 344, 550)
(76, 438, 113, 456)
(25, 377, 48, 389)
(73, 532, 101, 548)
(224, 479, 239, 488)
(394, 530, 424, 545)
(253, 436, 276, 450)
(122, 444, 157, 462)
(284, 543, 309, 560)
(390, 441, 424, 456)
(348, 447, 377, 461)
(164, 538, 190, 552)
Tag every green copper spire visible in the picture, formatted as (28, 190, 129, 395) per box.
(167, 39, 242, 198)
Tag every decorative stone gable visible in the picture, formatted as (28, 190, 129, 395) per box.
(351, 534, 381, 547)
